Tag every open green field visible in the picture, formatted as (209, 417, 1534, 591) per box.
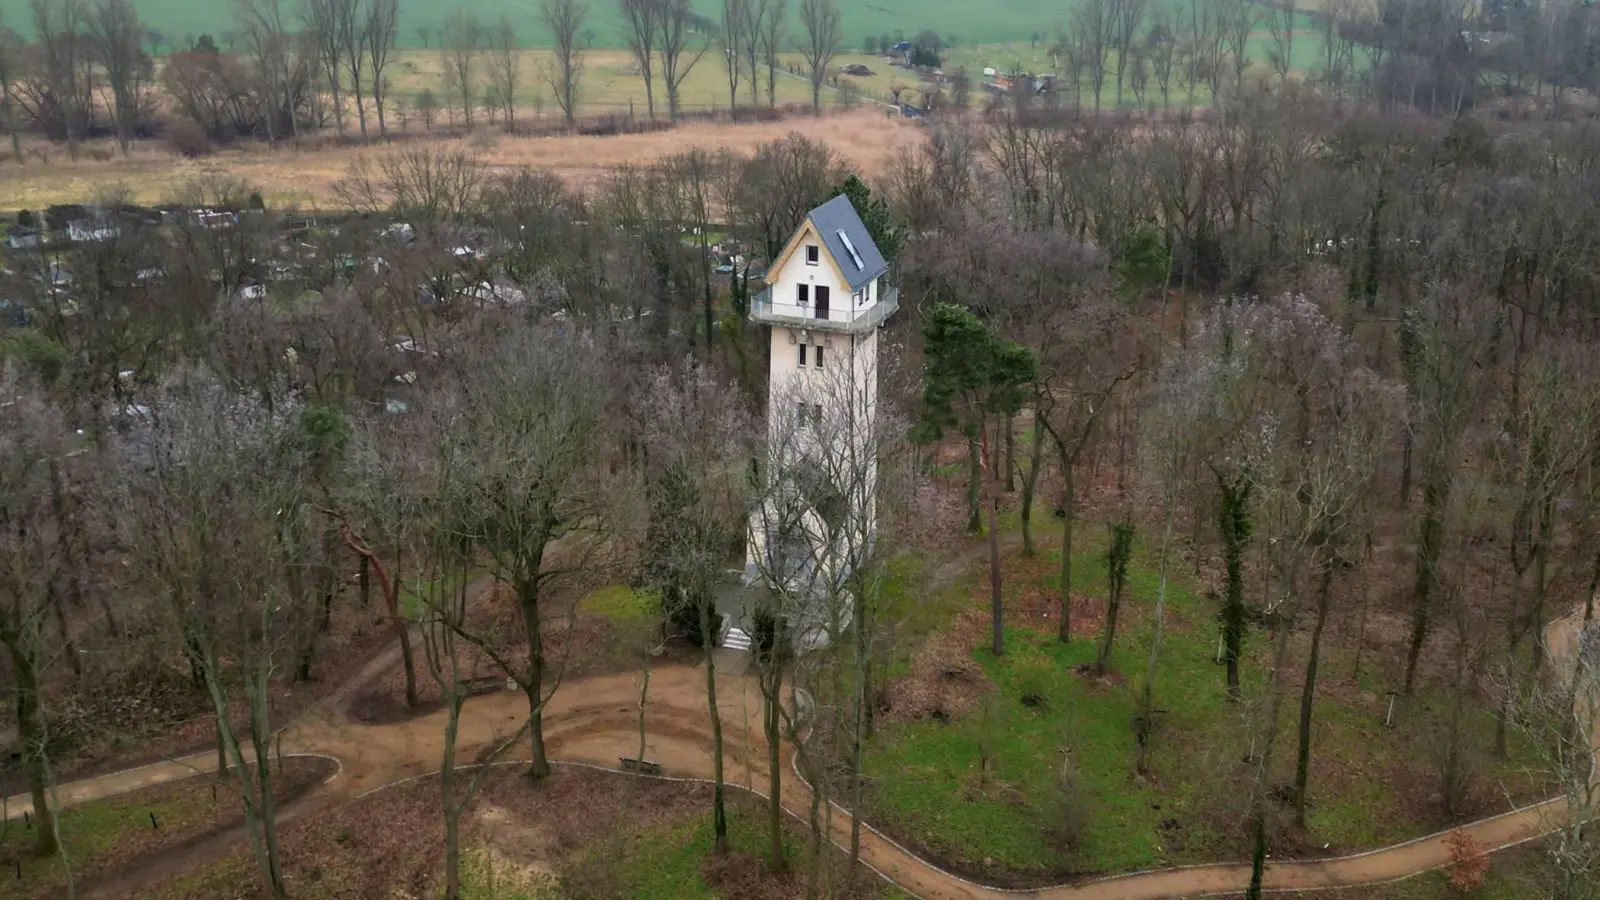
(0, 0, 1319, 60)
(0, 0, 1108, 51)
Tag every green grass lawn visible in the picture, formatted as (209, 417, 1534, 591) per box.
(860, 527, 1551, 881)
(579, 584, 662, 626)
(2, 759, 332, 900)
(2, 778, 227, 894)
(396, 568, 487, 617)
(578, 792, 911, 899)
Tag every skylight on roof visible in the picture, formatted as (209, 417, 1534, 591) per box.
(837, 230, 865, 270)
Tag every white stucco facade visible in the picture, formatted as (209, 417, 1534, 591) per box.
(745, 207, 895, 623)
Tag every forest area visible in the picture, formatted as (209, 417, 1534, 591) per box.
(4, 4, 1600, 893)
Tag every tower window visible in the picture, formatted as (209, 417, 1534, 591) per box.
(798, 344, 807, 367)
(805, 244, 819, 265)
(814, 345, 825, 369)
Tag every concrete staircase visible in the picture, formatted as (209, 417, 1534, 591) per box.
(721, 624, 753, 652)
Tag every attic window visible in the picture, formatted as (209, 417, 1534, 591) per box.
(837, 230, 865, 270)
(805, 244, 819, 265)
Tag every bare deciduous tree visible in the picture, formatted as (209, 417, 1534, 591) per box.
(304, 0, 347, 133)
(0, 15, 22, 160)
(87, 0, 147, 155)
(797, 0, 841, 111)
(332, 0, 368, 139)
(442, 11, 481, 127)
(618, 0, 658, 120)
(0, 368, 71, 861)
(656, 0, 708, 122)
(755, 0, 785, 106)
(1110, 0, 1147, 107)
(489, 15, 520, 128)
(366, 0, 398, 137)
(637, 363, 753, 855)
(446, 325, 616, 779)
(541, 0, 587, 127)
(117, 370, 319, 898)
(335, 147, 487, 233)
(721, 0, 753, 113)
(236, 0, 302, 146)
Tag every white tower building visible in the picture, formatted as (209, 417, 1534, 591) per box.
(743, 195, 898, 643)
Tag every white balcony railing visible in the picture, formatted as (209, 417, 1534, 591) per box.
(749, 286, 899, 333)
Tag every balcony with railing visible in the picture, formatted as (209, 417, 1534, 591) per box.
(749, 285, 899, 334)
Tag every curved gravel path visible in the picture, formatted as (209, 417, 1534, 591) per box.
(12, 602, 1590, 899)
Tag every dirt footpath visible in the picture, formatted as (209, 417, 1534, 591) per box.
(29, 603, 1597, 900)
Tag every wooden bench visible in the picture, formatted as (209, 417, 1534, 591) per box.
(619, 757, 663, 776)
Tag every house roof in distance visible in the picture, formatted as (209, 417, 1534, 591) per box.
(806, 194, 888, 292)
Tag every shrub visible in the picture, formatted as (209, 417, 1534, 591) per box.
(1043, 746, 1088, 852)
(15, 209, 33, 227)
(247, 191, 265, 210)
(2, 328, 69, 384)
(1430, 691, 1481, 817)
(970, 692, 1003, 785)
(1447, 829, 1489, 892)
(666, 590, 725, 648)
(1012, 653, 1054, 710)
(750, 604, 778, 664)
(166, 118, 214, 158)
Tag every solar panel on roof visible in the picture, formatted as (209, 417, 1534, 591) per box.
(837, 230, 864, 270)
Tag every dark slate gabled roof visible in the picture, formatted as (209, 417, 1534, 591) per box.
(806, 194, 888, 292)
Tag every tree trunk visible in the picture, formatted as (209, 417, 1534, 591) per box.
(637, 658, 651, 772)
(1293, 554, 1335, 824)
(5, 98, 21, 163)
(966, 434, 982, 533)
(1218, 476, 1250, 702)
(1245, 586, 1298, 900)
(1404, 469, 1447, 693)
(806, 760, 823, 898)
(1246, 805, 1268, 900)
(517, 578, 552, 778)
(328, 65, 346, 133)
(1020, 416, 1044, 557)
(395, 601, 419, 708)
(763, 621, 785, 872)
(1399, 428, 1413, 507)
(48, 586, 79, 678)
(1097, 580, 1122, 675)
(440, 679, 465, 900)
(701, 592, 729, 853)
(9, 642, 59, 856)
(1136, 502, 1178, 775)
(443, 794, 462, 899)
(988, 492, 1004, 657)
(1004, 413, 1016, 492)
(199, 654, 282, 898)
(216, 720, 228, 776)
(249, 681, 286, 897)
(374, 79, 388, 137)
(1528, 492, 1554, 681)
(351, 64, 369, 140)
(1058, 442, 1076, 643)
(849, 571, 871, 875)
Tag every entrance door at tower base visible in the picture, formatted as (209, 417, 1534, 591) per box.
(719, 578, 854, 653)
